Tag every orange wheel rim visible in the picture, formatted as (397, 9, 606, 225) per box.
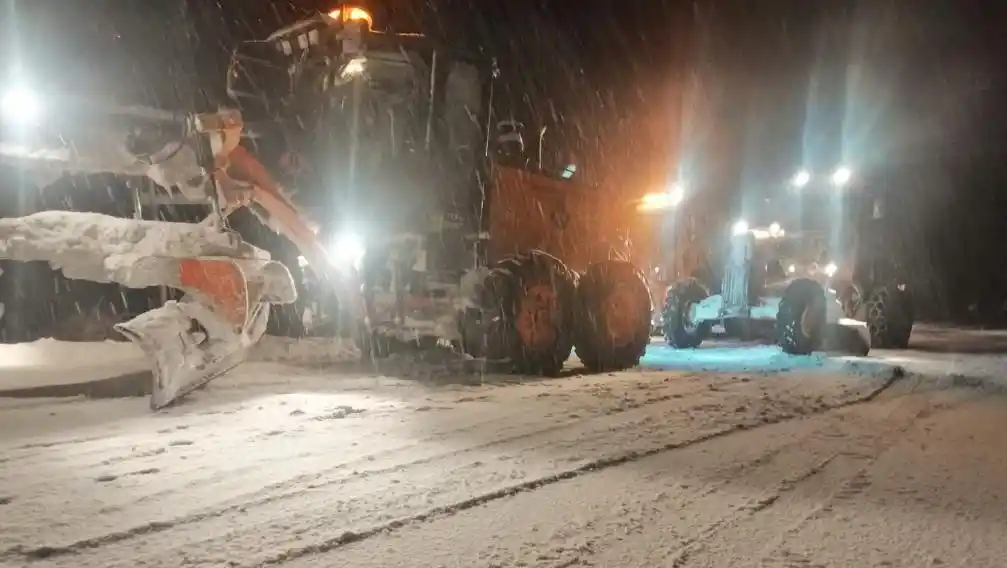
(516, 283, 558, 350)
(602, 283, 638, 346)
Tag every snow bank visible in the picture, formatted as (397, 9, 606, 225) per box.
(0, 338, 147, 390)
(0, 211, 264, 288)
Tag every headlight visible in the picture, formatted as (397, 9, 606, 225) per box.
(637, 184, 683, 212)
(831, 166, 852, 187)
(787, 264, 797, 274)
(791, 169, 810, 188)
(824, 262, 838, 277)
(327, 6, 373, 28)
(0, 86, 41, 126)
(731, 219, 749, 236)
(638, 192, 672, 211)
(328, 233, 365, 270)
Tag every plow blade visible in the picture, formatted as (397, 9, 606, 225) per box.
(114, 256, 296, 409)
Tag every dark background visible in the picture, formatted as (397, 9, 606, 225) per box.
(1, 0, 1005, 340)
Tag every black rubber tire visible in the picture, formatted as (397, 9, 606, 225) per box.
(573, 260, 653, 372)
(662, 278, 712, 349)
(470, 250, 577, 376)
(865, 283, 915, 349)
(777, 278, 827, 355)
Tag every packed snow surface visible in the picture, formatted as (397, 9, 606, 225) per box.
(2, 325, 1007, 566)
(3, 338, 1007, 566)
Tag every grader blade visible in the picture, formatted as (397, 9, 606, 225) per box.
(114, 256, 297, 409)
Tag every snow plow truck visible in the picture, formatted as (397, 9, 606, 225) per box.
(651, 166, 912, 356)
(0, 6, 654, 408)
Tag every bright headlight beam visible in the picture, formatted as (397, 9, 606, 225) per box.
(0, 87, 41, 126)
(637, 185, 682, 212)
(831, 166, 852, 187)
(668, 183, 684, 206)
(791, 169, 810, 188)
(328, 233, 365, 270)
(731, 219, 749, 236)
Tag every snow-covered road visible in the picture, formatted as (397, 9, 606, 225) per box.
(2, 328, 1007, 567)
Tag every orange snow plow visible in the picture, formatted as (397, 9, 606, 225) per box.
(0, 211, 298, 408)
(0, 3, 660, 407)
(0, 96, 314, 407)
(115, 256, 297, 408)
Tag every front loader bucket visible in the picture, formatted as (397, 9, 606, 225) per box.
(114, 256, 296, 409)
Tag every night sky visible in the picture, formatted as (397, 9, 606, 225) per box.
(1, 0, 1006, 338)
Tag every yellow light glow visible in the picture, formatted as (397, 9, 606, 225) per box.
(327, 6, 373, 28)
(636, 186, 683, 212)
(638, 192, 673, 212)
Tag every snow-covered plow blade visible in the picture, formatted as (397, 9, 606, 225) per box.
(115, 257, 296, 408)
(0, 212, 297, 409)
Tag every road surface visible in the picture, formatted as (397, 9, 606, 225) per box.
(1, 327, 1006, 567)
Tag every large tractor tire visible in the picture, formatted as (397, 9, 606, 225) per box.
(662, 278, 712, 349)
(865, 283, 914, 349)
(472, 250, 578, 376)
(573, 260, 652, 372)
(777, 278, 827, 355)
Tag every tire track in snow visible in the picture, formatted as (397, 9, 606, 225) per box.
(250, 367, 905, 566)
(464, 422, 845, 568)
(749, 388, 956, 567)
(0, 374, 733, 490)
(301, 371, 924, 568)
(115, 375, 748, 512)
(0, 367, 901, 567)
(0, 374, 754, 560)
(663, 384, 940, 567)
(1, 373, 741, 499)
(629, 380, 971, 568)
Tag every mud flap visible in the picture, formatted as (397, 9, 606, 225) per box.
(114, 256, 296, 409)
